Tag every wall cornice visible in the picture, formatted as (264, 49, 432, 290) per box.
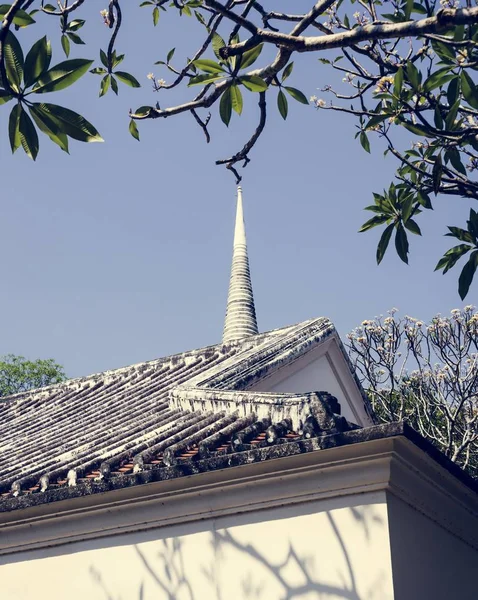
(0, 435, 476, 556)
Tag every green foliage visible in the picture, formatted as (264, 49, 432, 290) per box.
(2, 0, 478, 297)
(311, 12, 478, 297)
(1, 30, 102, 158)
(0, 355, 66, 398)
(90, 50, 140, 96)
(435, 209, 478, 299)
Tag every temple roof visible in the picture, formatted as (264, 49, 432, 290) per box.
(0, 317, 366, 511)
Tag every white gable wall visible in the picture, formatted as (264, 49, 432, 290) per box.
(250, 334, 373, 427)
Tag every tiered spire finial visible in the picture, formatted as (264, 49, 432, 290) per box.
(223, 186, 259, 343)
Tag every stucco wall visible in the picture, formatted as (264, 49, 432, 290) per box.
(1, 492, 393, 600)
(387, 493, 477, 600)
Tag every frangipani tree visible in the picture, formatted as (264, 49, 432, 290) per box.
(1, 0, 478, 295)
(348, 306, 478, 476)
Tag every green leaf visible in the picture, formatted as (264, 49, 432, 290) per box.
(36, 103, 103, 142)
(100, 49, 108, 68)
(376, 223, 394, 264)
(360, 131, 370, 153)
(447, 77, 460, 106)
(67, 32, 85, 45)
(435, 244, 471, 274)
(424, 68, 455, 93)
(212, 33, 226, 60)
(284, 86, 308, 104)
(395, 223, 409, 264)
(90, 67, 107, 75)
(432, 154, 443, 195)
(193, 59, 225, 74)
(194, 10, 207, 27)
(29, 103, 68, 152)
(230, 84, 243, 115)
(401, 194, 414, 222)
(0, 89, 13, 105)
(461, 71, 478, 110)
(110, 75, 118, 95)
(99, 74, 110, 97)
(32, 59, 93, 93)
(365, 114, 388, 130)
(446, 148, 466, 175)
(240, 75, 268, 92)
(400, 120, 432, 137)
(406, 61, 420, 90)
(68, 19, 85, 31)
(282, 62, 294, 83)
(359, 215, 389, 232)
(4, 32, 24, 92)
(167, 48, 175, 63)
(468, 210, 477, 238)
(433, 105, 443, 130)
(454, 24, 465, 42)
(114, 71, 141, 88)
(133, 105, 153, 117)
(153, 6, 159, 25)
(112, 52, 125, 68)
(239, 44, 263, 69)
(431, 40, 455, 63)
(8, 103, 21, 152)
(277, 89, 288, 120)
(18, 106, 39, 160)
(61, 34, 70, 58)
(394, 67, 403, 96)
(24, 37, 52, 87)
(458, 250, 478, 299)
(445, 99, 460, 130)
(187, 73, 222, 86)
(417, 191, 433, 209)
(405, 219, 421, 235)
(219, 86, 232, 126)
(129, 119, 140, 141)
(469, 208, 478, 239)
(445, 226, 474, 243)
(0, 4, 35, 26)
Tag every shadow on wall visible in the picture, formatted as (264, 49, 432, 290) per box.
(89, 506, 388, 600)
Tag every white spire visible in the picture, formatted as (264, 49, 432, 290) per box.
(223, 186, 259, 343)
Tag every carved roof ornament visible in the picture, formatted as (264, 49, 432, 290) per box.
(223, 186, 259, 343)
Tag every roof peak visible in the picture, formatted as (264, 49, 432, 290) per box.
(223, 186, 258, 343)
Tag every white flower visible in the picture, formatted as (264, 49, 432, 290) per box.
(157, 78, 166, 86)
(147, 73, 154, 80)
(100, 9, 108, 17)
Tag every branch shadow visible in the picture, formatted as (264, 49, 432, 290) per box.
(89, 505, 388, 600)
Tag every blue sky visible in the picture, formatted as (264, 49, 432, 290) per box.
(0, 3, 473, 378)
